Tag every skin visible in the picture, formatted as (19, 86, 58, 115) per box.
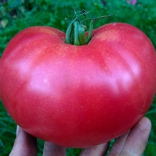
(9, 117, 151, 156)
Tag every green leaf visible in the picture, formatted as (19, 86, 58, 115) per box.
(8, 0, 23, 8)
(144, 143, 156, 156)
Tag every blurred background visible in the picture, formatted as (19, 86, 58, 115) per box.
(0, 0, 156, 155)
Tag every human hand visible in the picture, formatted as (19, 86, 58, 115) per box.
(9, 117, 151, 156)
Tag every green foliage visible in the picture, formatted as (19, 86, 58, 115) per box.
(145, 98, 156, 156)
(0, 101, 16, 155)
(0, 0, 156, 155)
(0, 0, 156, 55)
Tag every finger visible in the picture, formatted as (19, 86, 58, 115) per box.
(9, 126, 37, 156)
(80, 142, 110, 156)
(108, 131, 130, 155)
(120, 117, 151, 156)
(43, 141, 66, 156)
(109, 117, 151, 156)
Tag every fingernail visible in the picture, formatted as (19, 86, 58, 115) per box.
(16, 125, 20, 136)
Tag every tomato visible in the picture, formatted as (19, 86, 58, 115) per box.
(0, 22, 156, 148)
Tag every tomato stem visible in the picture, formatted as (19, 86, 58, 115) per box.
(65, 10, 111, 45)
(65, 11, 89, 45)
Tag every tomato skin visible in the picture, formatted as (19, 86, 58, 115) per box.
(0, 23, 156, 147)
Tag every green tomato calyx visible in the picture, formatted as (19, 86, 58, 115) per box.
(65, 10, 110, 46)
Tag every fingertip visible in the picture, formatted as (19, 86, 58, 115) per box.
(118, 117, 151, 156)
(10, 127, 37, 156)
(80, 143, 110, 156)
(139, 117, 151, 129)
(43, 142, 66, 156)
(135, 117, 151, 135)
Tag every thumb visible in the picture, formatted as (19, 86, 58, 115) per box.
(9, 126, 37, 156)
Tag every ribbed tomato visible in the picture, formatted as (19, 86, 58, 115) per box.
(0, 22, 156, 147)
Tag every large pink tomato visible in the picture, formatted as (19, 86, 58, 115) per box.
(0, 22, 156, 147)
